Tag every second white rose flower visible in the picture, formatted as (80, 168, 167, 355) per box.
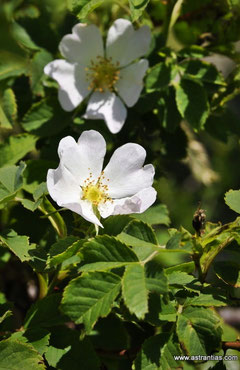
(44, 19, 151, 133)
(47, 130, 156, 227)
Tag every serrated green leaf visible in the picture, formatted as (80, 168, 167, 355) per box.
(225, 189, 240, 214)
(135, 333, 182, 370)
(19, 182, 47, 211)
(146, 63, 172, 93)
(33, 183, 48, 201)
(159, 298, 177, 322)
(61, 271, 121, 333)
(214, 261, 240, 287)
(178, 46, 209, 59)
(11, 328, 50, 355)
(23, 160, 56, 194)
(0, 50, 27, 80)
(0, 103, 12, 128)
(14, 5, 40, 19)
(176, 306, 222, 356)
(200, 222, 240, 278)
(0, 162, 26, 204)
(56, 336, 101, 370)
(159, 333, 183, 369)
(167, 271, 196, 286)
(24, 293, 67, 329)
(0, 229, 35, 262)
(180, 60, 226, 85)
(165, 262, 195, 274)
(100, 215, 133, 235)
(11, 22, 39, 51)
(70, 0, 89, 12)
(145, 266, 168, 295)
(122, 264, 148, 319)
(2, 88, 17, 124)
(0, 134, 37, 167)
(134, 334, 161, 369)
(0, 339, 45, 369)
(221, 322, 240, 342)
(90, 314, 129, 350)
(0, 11, 29, 81)
(119, 219, 158, 246)
(133, 204, 170, 226)
(79, 235, 138, 272)
(117, 220, 159, 261)
(73, 0, 108, 19)
(45, 346, 70, 368)
(0, 162, 25, 192)
(21, 97, 71, 137)
(20, 198, 42, 212)
(146, 276, 168, 295)
(184, 287, 229, 307)
(175, 78, 209, 130)
(223, 349, 240, 370)
(30, 49, 53, 96)
(47, 236, 82, 268)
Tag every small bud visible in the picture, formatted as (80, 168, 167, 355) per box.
(192, 204, 206, 236)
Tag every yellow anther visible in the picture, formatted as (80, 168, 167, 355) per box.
(81, 171, 112, 206)
(85, 56, 120, 93)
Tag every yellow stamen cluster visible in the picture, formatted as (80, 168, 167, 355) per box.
(81, 170, 112, 206)
(85, 56, 120, 93)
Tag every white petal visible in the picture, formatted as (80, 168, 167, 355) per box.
(99, 187, 157, 218)
(83, 92, 127, 134)
(62, 200, 103, 227)
(47, 165, 80, 206)
(44, 60, 89, 111)
(103, 143, 155, 198)
(116, 59, 149, 107)
(106, 19, 151, 67)
(48, 166, 102, 226)
(57, 131, 106, 185)
(59, 23, 104, 65)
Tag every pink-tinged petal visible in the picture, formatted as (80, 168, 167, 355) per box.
(83, 91, 127, 134)
(44, 60, 89, 111)
(116, 59, 149, 107)
(98, 187, 157, 218)
(103, 143, 155, 198)
(59, 23, 104, 65)
(106, 19, 151, 67)
(57, 131, 106, 185)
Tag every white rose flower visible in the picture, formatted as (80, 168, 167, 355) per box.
(44, 19, 151, 134)
(47, 130, 157, 227)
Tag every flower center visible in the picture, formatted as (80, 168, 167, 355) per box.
(81, 171, 112, 206)
(85, 56, 120, 93)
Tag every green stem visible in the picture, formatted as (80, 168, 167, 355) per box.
(38, 197, 67, 239)
(47, 266, 61, 295)
(37, 273, 48, 299)
(165, 0, 185, 47)
(141, 250, 159, 265)
(95, 224, 99, 236)
(40, 208, 67, 218)
(114, 0, 131, 16)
